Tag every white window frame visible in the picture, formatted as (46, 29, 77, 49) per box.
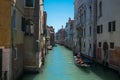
(14, 48, 17, 60)
(24, 0, 35, 8)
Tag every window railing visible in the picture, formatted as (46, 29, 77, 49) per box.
(0, 71, 7, 80)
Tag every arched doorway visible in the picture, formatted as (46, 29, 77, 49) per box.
(103, 42, 109, 66)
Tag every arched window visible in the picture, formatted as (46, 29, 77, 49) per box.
(84, 10, 86, 24)
(89, 6, 92, 21)
(99, 1, 102, 17)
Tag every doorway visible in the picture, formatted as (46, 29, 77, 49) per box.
(0, 49, 2, 77)
(103, 42, 109, 66)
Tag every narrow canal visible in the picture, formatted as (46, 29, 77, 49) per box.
(22, 45, 120, 80)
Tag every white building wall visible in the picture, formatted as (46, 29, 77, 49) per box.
(74, 0, 95, 57)
(97, 0, 120, 46)
(65, 23, 70, 47)
(97, 0, 120, 70)
(84, 0, 94, 57)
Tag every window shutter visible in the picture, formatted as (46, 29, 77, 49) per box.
(99, 42, 101, 47)
(21, 17, 26, 32)
(108, 22, 111, 32)
(90, 26, 91, 35)
(101, 25, 103, 33)
(112, 21, 116, 31)
(97, 26, 100, 33)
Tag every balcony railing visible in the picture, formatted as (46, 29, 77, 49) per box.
(0, 71, 7, 80)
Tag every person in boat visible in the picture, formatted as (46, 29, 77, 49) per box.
(75, 52, 84, 64)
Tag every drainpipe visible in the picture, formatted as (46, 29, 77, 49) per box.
(10, 2, 13, 80)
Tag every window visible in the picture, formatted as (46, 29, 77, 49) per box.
(112, 21, 116, 31)
(21, 17, 26, 32)
(14, 48, 17, 60)
(83, 28, 86, 37)
(108, 21, 116, 32)
(25, 19, 34, 35)
(90, 26, 91, 36)
(108, 22, 111, 32)
(97, 25, 100, 33)
(84, 11, 86, 24)
(84, 42, 85, 48)
(99, 1, 102, 17)
(25, 0, 34, 7)
(89, 44, 91, 48)
(89, 6, 92, 21)
(97, 25, 103, 34)
(99, 42, 101, 48)
(12, 10, 16, 29)
(110, 42, 114, 49)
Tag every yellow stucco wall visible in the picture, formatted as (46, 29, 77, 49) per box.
(0, 0, 11, 47)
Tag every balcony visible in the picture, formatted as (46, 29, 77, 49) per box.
(76, 22, 83, 31)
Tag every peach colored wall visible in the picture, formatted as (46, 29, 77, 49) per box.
(97, 46, 120, 70)
(109, 47, 120, 66)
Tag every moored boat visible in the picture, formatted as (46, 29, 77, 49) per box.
(73, 56, 90, 67)
(47, 45, 52, 50)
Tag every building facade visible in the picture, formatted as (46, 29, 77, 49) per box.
(74, 0, 97, 59)
(64, 18, 74, 49)
(56, 26, 65, 45)
(0, 0, 45, 80)
(0, 0, 11, 80)
(96, 0, 120, 71)
(0, 0, 26, 80)
(46, 26, 55, 47)
(42, 11, 47, 61)
(23, 0, 44, 72)
(11, 0, 25, 80)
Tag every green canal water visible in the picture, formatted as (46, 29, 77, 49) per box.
(22, 45, 120, 80)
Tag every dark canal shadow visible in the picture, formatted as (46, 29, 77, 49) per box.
(90, 63, 120, 80)
(20, 72, 37, 80)
(75, 63, 120, 80)
(78, 67, 91, 73)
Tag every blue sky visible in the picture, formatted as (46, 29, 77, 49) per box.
(44, 0, 74, 32)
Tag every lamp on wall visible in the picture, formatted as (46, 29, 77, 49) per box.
(40, 4, 44, 6)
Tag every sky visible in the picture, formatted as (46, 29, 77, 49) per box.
(44, 0, 74, 32)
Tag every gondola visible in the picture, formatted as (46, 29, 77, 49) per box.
(73, 56, 90, 67)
